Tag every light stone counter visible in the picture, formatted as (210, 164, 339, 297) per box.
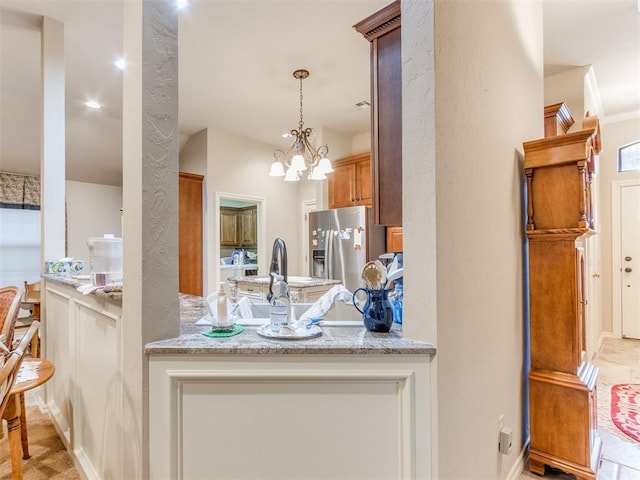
(42, 273, 123, 301)
(145, 293, 435, 356)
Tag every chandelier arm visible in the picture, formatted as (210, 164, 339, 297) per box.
(300, 132, 320, 166)
(317, 144, 329, 157)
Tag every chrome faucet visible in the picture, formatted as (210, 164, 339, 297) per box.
(267, 237, 288, 303)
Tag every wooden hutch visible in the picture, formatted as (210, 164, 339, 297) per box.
(523, 103, 602, 479)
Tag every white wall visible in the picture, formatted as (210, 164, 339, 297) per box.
(351, 131, 371, 155)
(204, 128, 303, 293)
(65, 180, 122, 265)
(544, 67, 592, 131)
(403, 0, 542, 477)
(179, 128, 207, 176)
(597, 116, 640, 335)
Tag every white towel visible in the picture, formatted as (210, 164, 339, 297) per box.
(299, 285, 354, 321)
(77, 284, 101, 295)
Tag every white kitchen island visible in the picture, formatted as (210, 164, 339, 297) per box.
(146, 294, 435, 480)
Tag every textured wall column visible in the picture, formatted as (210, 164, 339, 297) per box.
(122, 0, 179, 477)
(401, 0, 437, 476)
(40, 17, 66, 266)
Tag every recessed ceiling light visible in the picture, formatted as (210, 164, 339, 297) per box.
(115, 58, 126, 70)
(177, 0, 188, 9)
(85, 100, 101, 109)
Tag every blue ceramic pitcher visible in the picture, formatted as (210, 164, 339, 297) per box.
(353, 288, 393, 333)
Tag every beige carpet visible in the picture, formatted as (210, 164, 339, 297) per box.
(0, 405, 79, 480)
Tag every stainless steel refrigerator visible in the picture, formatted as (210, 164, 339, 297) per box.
(308, 206, 386, 292)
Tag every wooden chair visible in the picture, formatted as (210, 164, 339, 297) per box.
(0, 321, 40, 480)
(0, 286, 22, 350)
(13, 280, 41, 358)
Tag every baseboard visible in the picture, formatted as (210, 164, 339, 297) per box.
(506, 437, 530, 480)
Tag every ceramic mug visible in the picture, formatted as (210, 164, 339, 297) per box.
(353, 287, 393, 333)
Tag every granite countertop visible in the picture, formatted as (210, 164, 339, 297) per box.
(145, 293, 435, 356)
(42, 273, 123, 301)
(228, 275, 342, 288)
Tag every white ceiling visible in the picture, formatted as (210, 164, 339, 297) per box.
(1, 0, 639, 186)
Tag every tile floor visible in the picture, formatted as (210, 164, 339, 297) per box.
(519, 337, 640, 480)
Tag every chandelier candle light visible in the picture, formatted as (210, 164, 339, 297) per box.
(269, 69, 333, 181)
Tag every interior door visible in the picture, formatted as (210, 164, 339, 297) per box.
(621, 184, 640, 339)
(179, 172, 204, 296)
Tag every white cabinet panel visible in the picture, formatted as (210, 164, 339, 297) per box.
(43, 280, 122, 480)
(149, 356, 431, 479)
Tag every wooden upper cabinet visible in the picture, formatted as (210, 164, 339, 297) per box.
(354, 0, 402, 226)
(179, 172, 204, 296)
(328, 153, 372, 209)
(220, 206, 257, 247)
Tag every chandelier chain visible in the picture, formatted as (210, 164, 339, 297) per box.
(298, 75, 304, 131)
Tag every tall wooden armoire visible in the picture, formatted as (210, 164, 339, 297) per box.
(523, 103, 602, 480)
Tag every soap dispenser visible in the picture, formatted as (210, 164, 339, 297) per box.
(214, 282, 233, 330)
(269, 273, 291, 331)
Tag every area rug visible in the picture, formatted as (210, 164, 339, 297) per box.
(611, 384, 640, 443)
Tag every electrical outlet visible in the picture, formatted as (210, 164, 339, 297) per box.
(498, 427, 513, 455)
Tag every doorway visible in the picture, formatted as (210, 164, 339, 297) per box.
(301, 200, 317, 277)
(612, 180, 640, 339)
(215, 192, 266, 289)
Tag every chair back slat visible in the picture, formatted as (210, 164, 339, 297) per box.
(0, 287, 22, 349)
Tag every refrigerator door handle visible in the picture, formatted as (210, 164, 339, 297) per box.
(326, 229, 333, 279)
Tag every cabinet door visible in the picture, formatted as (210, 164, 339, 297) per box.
(386, 226, 403, 253)
(355, 158, 372, 206)
(179, 172, 204, 296)
(328, 163, 356, 209)
(239, 207, 257, 246)
(220, 208, 238, 246)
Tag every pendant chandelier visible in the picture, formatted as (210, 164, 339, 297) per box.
(269, 69, 333, 181)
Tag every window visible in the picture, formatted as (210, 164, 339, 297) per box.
(618, 140, 640, 172)
(0, 208, 41, 288)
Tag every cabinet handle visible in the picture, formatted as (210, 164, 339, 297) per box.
(625, 267, 633, 273)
